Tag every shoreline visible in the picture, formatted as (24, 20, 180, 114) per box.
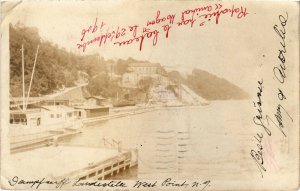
(9, 104, 208, 153)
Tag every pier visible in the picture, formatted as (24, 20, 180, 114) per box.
(10, 145, 137, 180)
(62, 148, 137, 180)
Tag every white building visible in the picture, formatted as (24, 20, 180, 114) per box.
(121, 62, 167, 88)
(40, 105, 80, 126)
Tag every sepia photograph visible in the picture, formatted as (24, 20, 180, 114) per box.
(0, 1, 299, 190)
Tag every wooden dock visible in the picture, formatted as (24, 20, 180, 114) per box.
(10, 146, 138, 180)
(61, 149, 137, 180)
(82, 106, 159, 125)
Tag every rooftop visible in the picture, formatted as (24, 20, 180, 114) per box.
(129, 62, 161, 67)
(41, 105, 75, 112)
(74, 105, 109, 110)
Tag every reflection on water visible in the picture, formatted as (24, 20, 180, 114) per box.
(61, 101, 259, 180)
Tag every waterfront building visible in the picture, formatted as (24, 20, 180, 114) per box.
(74, 106, 109, 118)
(10, 109, 41, 126)
(85, 95, 108, 106)
(40, 105, 79, 126)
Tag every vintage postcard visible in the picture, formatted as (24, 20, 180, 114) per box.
(0, 0, 299, 190)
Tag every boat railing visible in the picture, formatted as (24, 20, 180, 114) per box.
(103, 137, 121, 151)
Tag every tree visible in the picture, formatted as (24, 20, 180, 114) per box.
(87, 73, 120, 98)
(9, 24, 82, 96)
(115, 59, 129, 75)
(138, 77, 153, 93)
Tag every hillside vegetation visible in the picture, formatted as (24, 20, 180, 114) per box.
(10, 24, 125, 97)
(168, 69, 249, 100)
(10, 24, 248, 101)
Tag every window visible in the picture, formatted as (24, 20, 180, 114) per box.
(50, 114, 54, 118)
(57, 114, 60, 118)
(10, 114, 27, 124)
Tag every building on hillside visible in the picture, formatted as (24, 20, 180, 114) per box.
(128, 62, 161, 75)
(121, 62, 168, 88)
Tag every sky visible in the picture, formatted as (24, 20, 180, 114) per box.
(4, 1, 299, 91)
